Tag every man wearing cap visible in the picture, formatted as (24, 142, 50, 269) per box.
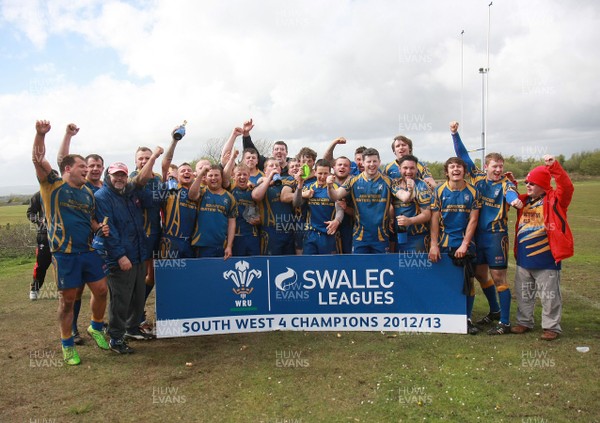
(94, 148, 164, 353)
(511, 155, 574, 341)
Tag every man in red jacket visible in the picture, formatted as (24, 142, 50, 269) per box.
(511, 155, 574, 340)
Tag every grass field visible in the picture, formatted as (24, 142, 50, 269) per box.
(0, 182, 599, 422)
(0, 203, 29, 226)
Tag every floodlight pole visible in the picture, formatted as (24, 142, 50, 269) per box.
(460, 30, 465, 128)
(483, 2, 493, 166)
(479, 67, 488, 166)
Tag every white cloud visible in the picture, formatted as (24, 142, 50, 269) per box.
(1, 0, 599, 190)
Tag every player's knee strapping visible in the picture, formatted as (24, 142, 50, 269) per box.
(479, 278, 494, 289)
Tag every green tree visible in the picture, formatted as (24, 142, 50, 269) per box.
(563, 151, 593, 173)
(579, 150, 600, 175)
(425, 162, 444, 180)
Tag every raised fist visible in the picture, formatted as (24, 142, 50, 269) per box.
(450, 121, 459, 134)
(543, 155, 555, 166)
(153, 146, 164, 158)
(65, 123, 80, 136)
(35, 120, 51, 135)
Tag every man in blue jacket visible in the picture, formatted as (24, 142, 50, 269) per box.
(94, 149, 163, 354)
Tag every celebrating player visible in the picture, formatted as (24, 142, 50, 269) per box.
(32, 120, 110, 365)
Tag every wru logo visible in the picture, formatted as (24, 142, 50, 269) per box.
(223, 260, 261, 298)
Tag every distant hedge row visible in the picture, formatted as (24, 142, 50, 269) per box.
(425, 149, 600, 180)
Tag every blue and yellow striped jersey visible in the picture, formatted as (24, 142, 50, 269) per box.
(516, 196, 560, 270)
(39, 171, 95, 253)
(431, 181, 481, 248)
(342, 172, 393, 242)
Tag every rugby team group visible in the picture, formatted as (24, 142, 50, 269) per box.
(28, 118, 574, 365)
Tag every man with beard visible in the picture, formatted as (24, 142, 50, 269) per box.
(391, 155, 432, 254)
(94, 148, 163, 353)
(383, 135, 437, 190)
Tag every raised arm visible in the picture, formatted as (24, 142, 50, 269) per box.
(241, 119, 266, 171)
(32, 120, 53, 182)
(545, 155, 574, 209)
(57, 123, 80, 168)
(322, 137, 347, 164)
(188, 165, 210, 201)
(220, 127, 243, 167)
(221, 148, 239, 189)
(132, 146, 164, 187)
(162, 126, 184, 180)
(450, 121, 477, 175)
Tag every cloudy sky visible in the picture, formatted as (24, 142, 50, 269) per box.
(1, 0, 598, 191)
